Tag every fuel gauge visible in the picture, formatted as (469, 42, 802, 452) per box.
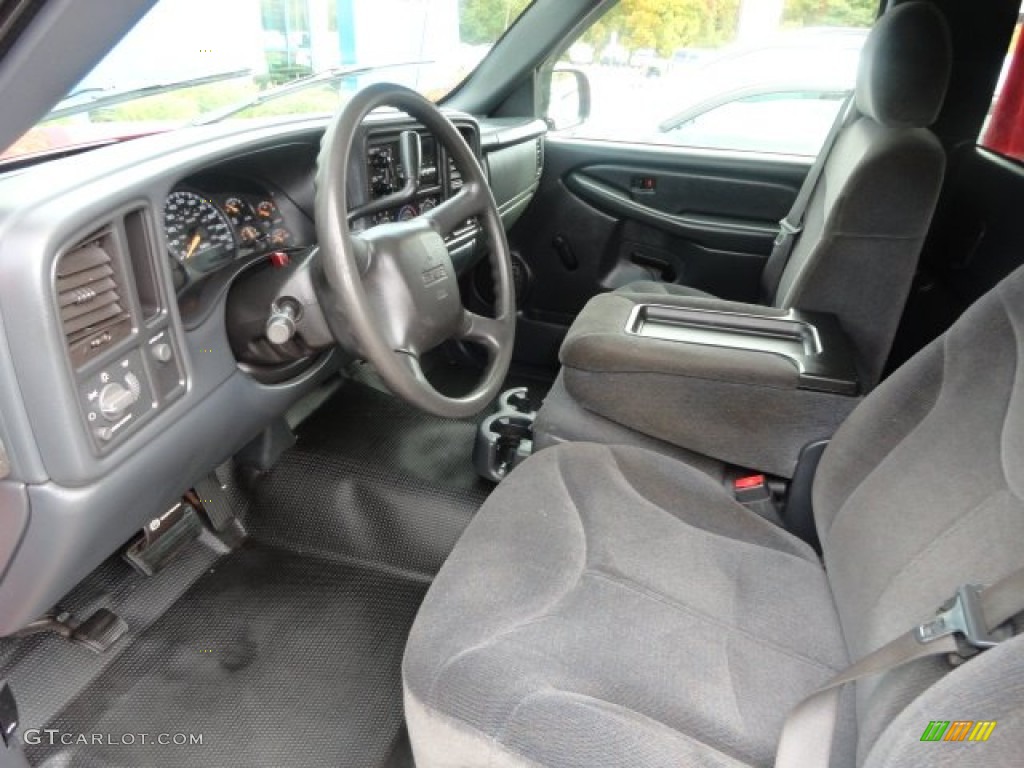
(256, 200, 276, 219)
(269, 228, 292, 247)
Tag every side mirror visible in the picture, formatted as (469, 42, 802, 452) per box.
(546, 68, 591, 132)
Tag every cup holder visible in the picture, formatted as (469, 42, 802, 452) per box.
(474, 389, 538, 482)
(498, 386, 538, 416)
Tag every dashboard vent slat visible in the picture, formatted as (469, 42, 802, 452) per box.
(56, 237, 132, 367)
(57, 243, 111, 276)
(57, 264, 114, 294)
(63, 300, 126, 336)
(57, 278, 117, 308)
(60, 291, 123, 323)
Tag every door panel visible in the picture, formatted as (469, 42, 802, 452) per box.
(492, 138, 810, 368)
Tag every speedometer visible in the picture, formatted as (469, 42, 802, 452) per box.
(163, 190, 236, 273)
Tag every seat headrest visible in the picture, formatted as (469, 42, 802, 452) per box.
(856, 1, 952, 128)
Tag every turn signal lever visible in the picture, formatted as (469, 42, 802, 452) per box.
(398, 129, 422, 191)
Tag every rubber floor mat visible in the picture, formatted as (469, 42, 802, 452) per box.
(243, 379, 494, 577)
(26, 544, 427, 768)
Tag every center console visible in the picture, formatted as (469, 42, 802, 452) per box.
(624, 303, 859, 396)
(536, 292, 864, 478)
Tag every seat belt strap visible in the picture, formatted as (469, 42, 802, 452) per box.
(761, 92, 855, 301)
(775, 567, 1024, 768)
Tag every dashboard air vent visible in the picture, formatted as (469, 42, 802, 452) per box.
(56, 231, 132, 367)
(536, 138, 544, 179)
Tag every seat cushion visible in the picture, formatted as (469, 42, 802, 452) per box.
(615, 280, 717, 298)
(403, 443, 851, 768)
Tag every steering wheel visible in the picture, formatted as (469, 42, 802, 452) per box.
(314, 83, 515, 418)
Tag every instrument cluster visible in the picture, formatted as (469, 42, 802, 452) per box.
(163, 184, 297, 290)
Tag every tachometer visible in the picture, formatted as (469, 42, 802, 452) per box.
(163, 190, 236, 273)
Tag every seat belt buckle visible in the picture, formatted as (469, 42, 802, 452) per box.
(915, 584, 999, 652)
(734, 474, 768, 500)
(732, 475, 782, 523)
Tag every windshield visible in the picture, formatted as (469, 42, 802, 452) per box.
(1, 0, 532, 164)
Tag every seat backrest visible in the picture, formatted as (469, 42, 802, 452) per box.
(767, 2, 952, 387)
(813, 262, 1024, 764)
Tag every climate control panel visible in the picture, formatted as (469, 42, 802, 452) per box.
(77, 348, 153, 445)
(75, 331, 185, 451)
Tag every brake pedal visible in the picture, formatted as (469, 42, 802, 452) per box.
(123, 500, 202, 576)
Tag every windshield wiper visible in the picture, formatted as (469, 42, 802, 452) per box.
(46, 69, 253, 122)
(193, 60, 431, 125)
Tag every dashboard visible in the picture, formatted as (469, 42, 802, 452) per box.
(0, 110, 546, 635)
(157, 122, 482, 304)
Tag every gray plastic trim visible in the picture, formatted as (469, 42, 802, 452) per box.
(477, 117, 548, 150)
(625, 303, 860, 396)
(0, 288, 44, 484)
(0, 350, 338, 636)
(0, 483, 29, 585)
(0, 118, 338, 487)
(0, 116, 397, 632)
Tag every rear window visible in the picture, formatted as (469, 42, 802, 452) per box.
(980, 8, 1024, 163)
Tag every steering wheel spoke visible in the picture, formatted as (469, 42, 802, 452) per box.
(314, 82, 515, 419)
(459, 309, 509, 356)
(423, 181, 486, 237)
(349, 231, 372, 275)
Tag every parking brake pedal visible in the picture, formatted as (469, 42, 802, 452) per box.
(11, 608, 127, 654)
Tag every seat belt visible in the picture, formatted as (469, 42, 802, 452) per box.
(761, 92, 855, 301)
(775, 567, 1024, 768)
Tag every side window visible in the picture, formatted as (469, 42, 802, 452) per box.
(980, 7, 1024, 163)
(661, 91, 846, 155)
(548, 0, 877, 157)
